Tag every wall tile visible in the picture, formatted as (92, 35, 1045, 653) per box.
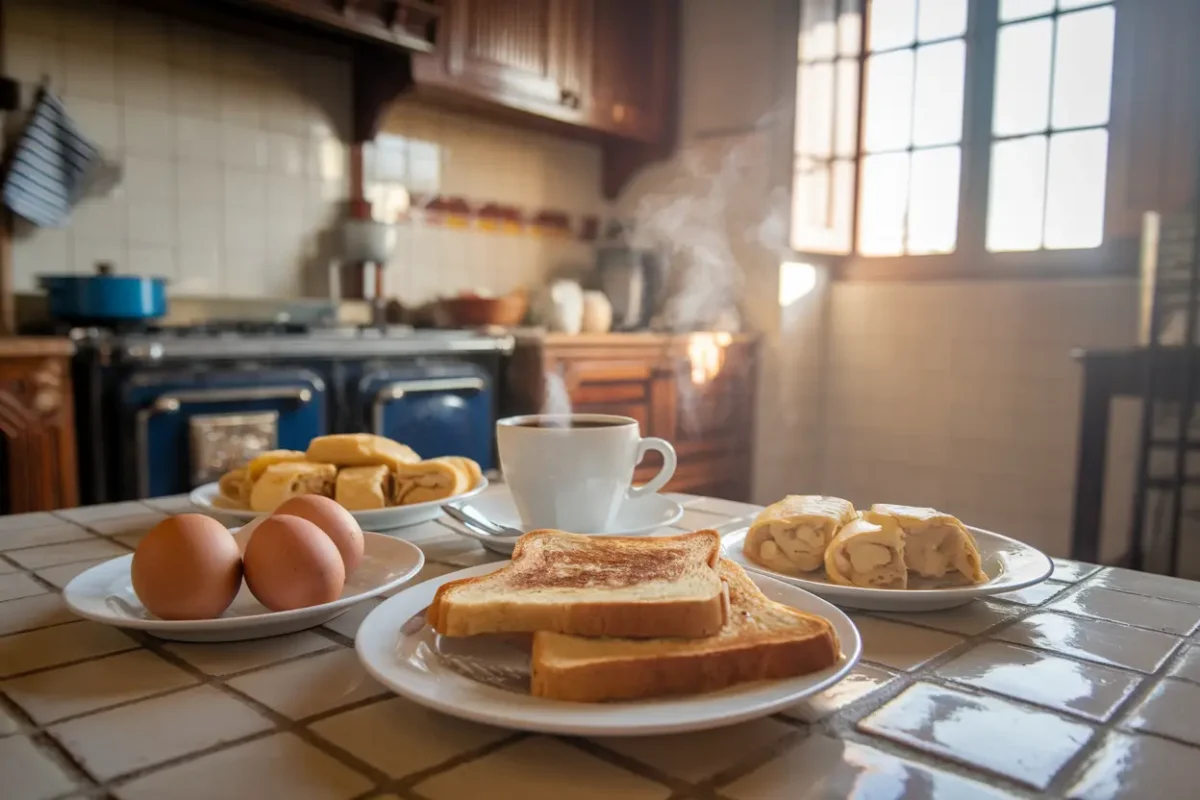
(123, 107, 174, 157)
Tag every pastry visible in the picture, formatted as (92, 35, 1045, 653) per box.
(392, 459, 470, 505)
(431, 455, 482, 489)
(246, 450, 308, 483)
(305, 434, 420, 470)
(864, 504, 988, 585)
(217, 468, 249, 509)
(335, 465, 393, 510)
(743, 495, 857, 574)
(249, 462, 337, 512)
(824, 516, 907, 589)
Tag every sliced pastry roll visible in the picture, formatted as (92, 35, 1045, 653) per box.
(743, 495, 857, 574)
(431, 455, 482, 489)
(306, 434, 420, 470)
(335, 465, 393, 510)
(246, 450, 308, 482)
(864, 504, 988, 585)
(249, 462, 337, 512)
(216, 468, 249, 509)
(824, 517, 907, 589)
(392, 459, 470, 505)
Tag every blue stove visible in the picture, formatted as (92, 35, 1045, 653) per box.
(70, 324, 512, 503)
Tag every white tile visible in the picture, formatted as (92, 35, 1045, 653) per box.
(937, 641, 1140, 722)
(5, 538, 128, 570)
(220, 124, 268, 170)
(177, 161, 223, 209)
(175, 247, 224, 295)
(594, 717, 794, 781)
(415, 737, 670, 800)
(70, 238, 127, 277)
(994, 580, 1071, 607)
(226, 648, 385, 720)
(1171, 644, 1200, 684)
(67, 96, 122, 152)
(0, 513, 59, 532)
(1125, 678, 1200, 746)
(175, 116, 222, 162)
(63, 42, 116, 102)
(0, 621, 137, 679)
(122, 106, 174, 157)
(2, 650, 197, 724)
(1095, 567, 1200, 606)
(0, 573, 48, 603)
(0, 704, 17, 736)
(51, 685, 272, 781)
(163, 632, 337, 677)
(859, 682, 1094, 790)
(119, 56, 173, 111)
(995, 611, 1182, 673)
(268, 132, 306, 177)
(88, 512, 167, 537)
(1069, 731, 1200, 800)
(0, 522, 91, 551)
(113, 733, 372, 800)
(0, 560, 16, 576)
(57, 502, 155, 524)
(874, 601, 1020, 636)
(321, 599, 382, 640)
(725, 734, 1013, 800)
(69, 196, 128, 244)
(171, 68, 220, 118)
(310, 695, 509, 778)
(852, 615, 964, 671)
(141, 495, 194, 514)
(1051, 559, 1101, 582)
(782, 663, 899, 723)
(1049, 585, 1200, 636)
(0, 593, 76, 636)
(217, 79, 261, 129)
(0, 736, 77, 800)
(123, 155, 175, 203)
(128, 205, 177, 248)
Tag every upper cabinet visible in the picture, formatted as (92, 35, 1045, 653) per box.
(413, 0, 594, 125)
(233, 0, 441, 51)
(590, 0, 672, 143)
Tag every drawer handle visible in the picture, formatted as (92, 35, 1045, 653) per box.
(371, 377, 486, 434)
(135, 386, 316, 499)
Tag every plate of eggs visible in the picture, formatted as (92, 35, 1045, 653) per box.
(63, 496, 425, 642)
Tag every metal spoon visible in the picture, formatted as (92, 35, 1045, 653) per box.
(441, 503, 522, 539)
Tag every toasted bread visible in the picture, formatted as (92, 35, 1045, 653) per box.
(429, 529, 726, 639)
(306, 434, 420, 470)
(530, 558, 840, 702)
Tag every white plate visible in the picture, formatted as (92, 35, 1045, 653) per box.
(441, 491, 685, 555)
(355, 562, 861, 736)
(63, 532, 424, 642)
(188, 477, 488, 530)
(722, 526, 1053, 611)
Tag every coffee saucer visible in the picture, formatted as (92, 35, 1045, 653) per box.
(442, 491, 684, 554)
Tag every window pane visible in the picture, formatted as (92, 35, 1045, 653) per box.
(913, 41, 965, 146)
(987, 135, 1048, 251)
(1044, 129, 1108, 249)
(834, 59, 860, 157)
(858, 152, 910, 256)
(1000, 0, 1054, 21)
(917, 0, 968, 41)
(1057, 0, 1107, 10)
(800, 0, 837, 61)
(796, 62, 835, 157)
(793, 158, 831, 229)
(993, 19, 1053, 136)
(838, 0, 863, 56)
(868, 0, 916, 51)
(1052, 6, 1115, 129)
(863, 50, 914, 152)
(908, 146, 961, 254)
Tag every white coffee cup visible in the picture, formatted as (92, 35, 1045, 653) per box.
(496, 413, 677, 532)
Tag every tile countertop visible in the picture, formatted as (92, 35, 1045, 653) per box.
(2, 493, 1200, 799)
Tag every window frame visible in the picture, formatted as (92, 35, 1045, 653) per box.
(797, 0, 1134, 280)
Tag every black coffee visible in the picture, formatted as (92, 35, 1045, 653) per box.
(514, 420, 626, 429)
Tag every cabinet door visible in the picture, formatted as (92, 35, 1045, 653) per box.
(433, 0, 589, 118)
(0, 356, 78, 513)
(592, 0, 672, 141)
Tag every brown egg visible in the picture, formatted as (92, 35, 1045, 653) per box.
(243, 515, 346, 611)
(131, 514, 242, 620)
(275, 494, 365, 574)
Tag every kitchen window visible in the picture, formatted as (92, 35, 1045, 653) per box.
(792, 0, 1120, 277)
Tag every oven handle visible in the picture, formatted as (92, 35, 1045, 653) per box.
(371, 377, 486, 435)
(135, 386, 315, 499)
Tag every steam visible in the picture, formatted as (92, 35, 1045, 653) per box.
(541, 368, 572, 416)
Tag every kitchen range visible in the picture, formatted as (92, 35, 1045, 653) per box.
(63, 321, 512, 505)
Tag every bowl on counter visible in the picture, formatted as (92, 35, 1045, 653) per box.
(441, 291, 528, 327)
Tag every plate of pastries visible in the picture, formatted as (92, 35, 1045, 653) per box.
(355, 529, 861, 735)
(722, 496, 1053, 611)
(190, 433, 487, 529)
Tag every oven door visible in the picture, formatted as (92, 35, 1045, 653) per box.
(121, 369, 326, 498)
(361, 363, 494, 470)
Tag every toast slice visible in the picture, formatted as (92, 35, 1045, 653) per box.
(429, 529, 726, 639)
(530, 559, 840, 702)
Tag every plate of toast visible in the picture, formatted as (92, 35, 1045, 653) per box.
(356, 529, 860, 735)
(724, 496, 1053, 611)
(190, 434, 487, 529)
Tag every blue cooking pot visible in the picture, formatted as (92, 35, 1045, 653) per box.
(39, 264, 167, 321)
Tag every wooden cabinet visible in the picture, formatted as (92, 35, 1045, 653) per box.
(591, 0, 672, 142)
(227, 0, 440, 51)
(413, 0, 593, 124)
(0, 340, 78, 514)
(506, 334, 759, 501)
